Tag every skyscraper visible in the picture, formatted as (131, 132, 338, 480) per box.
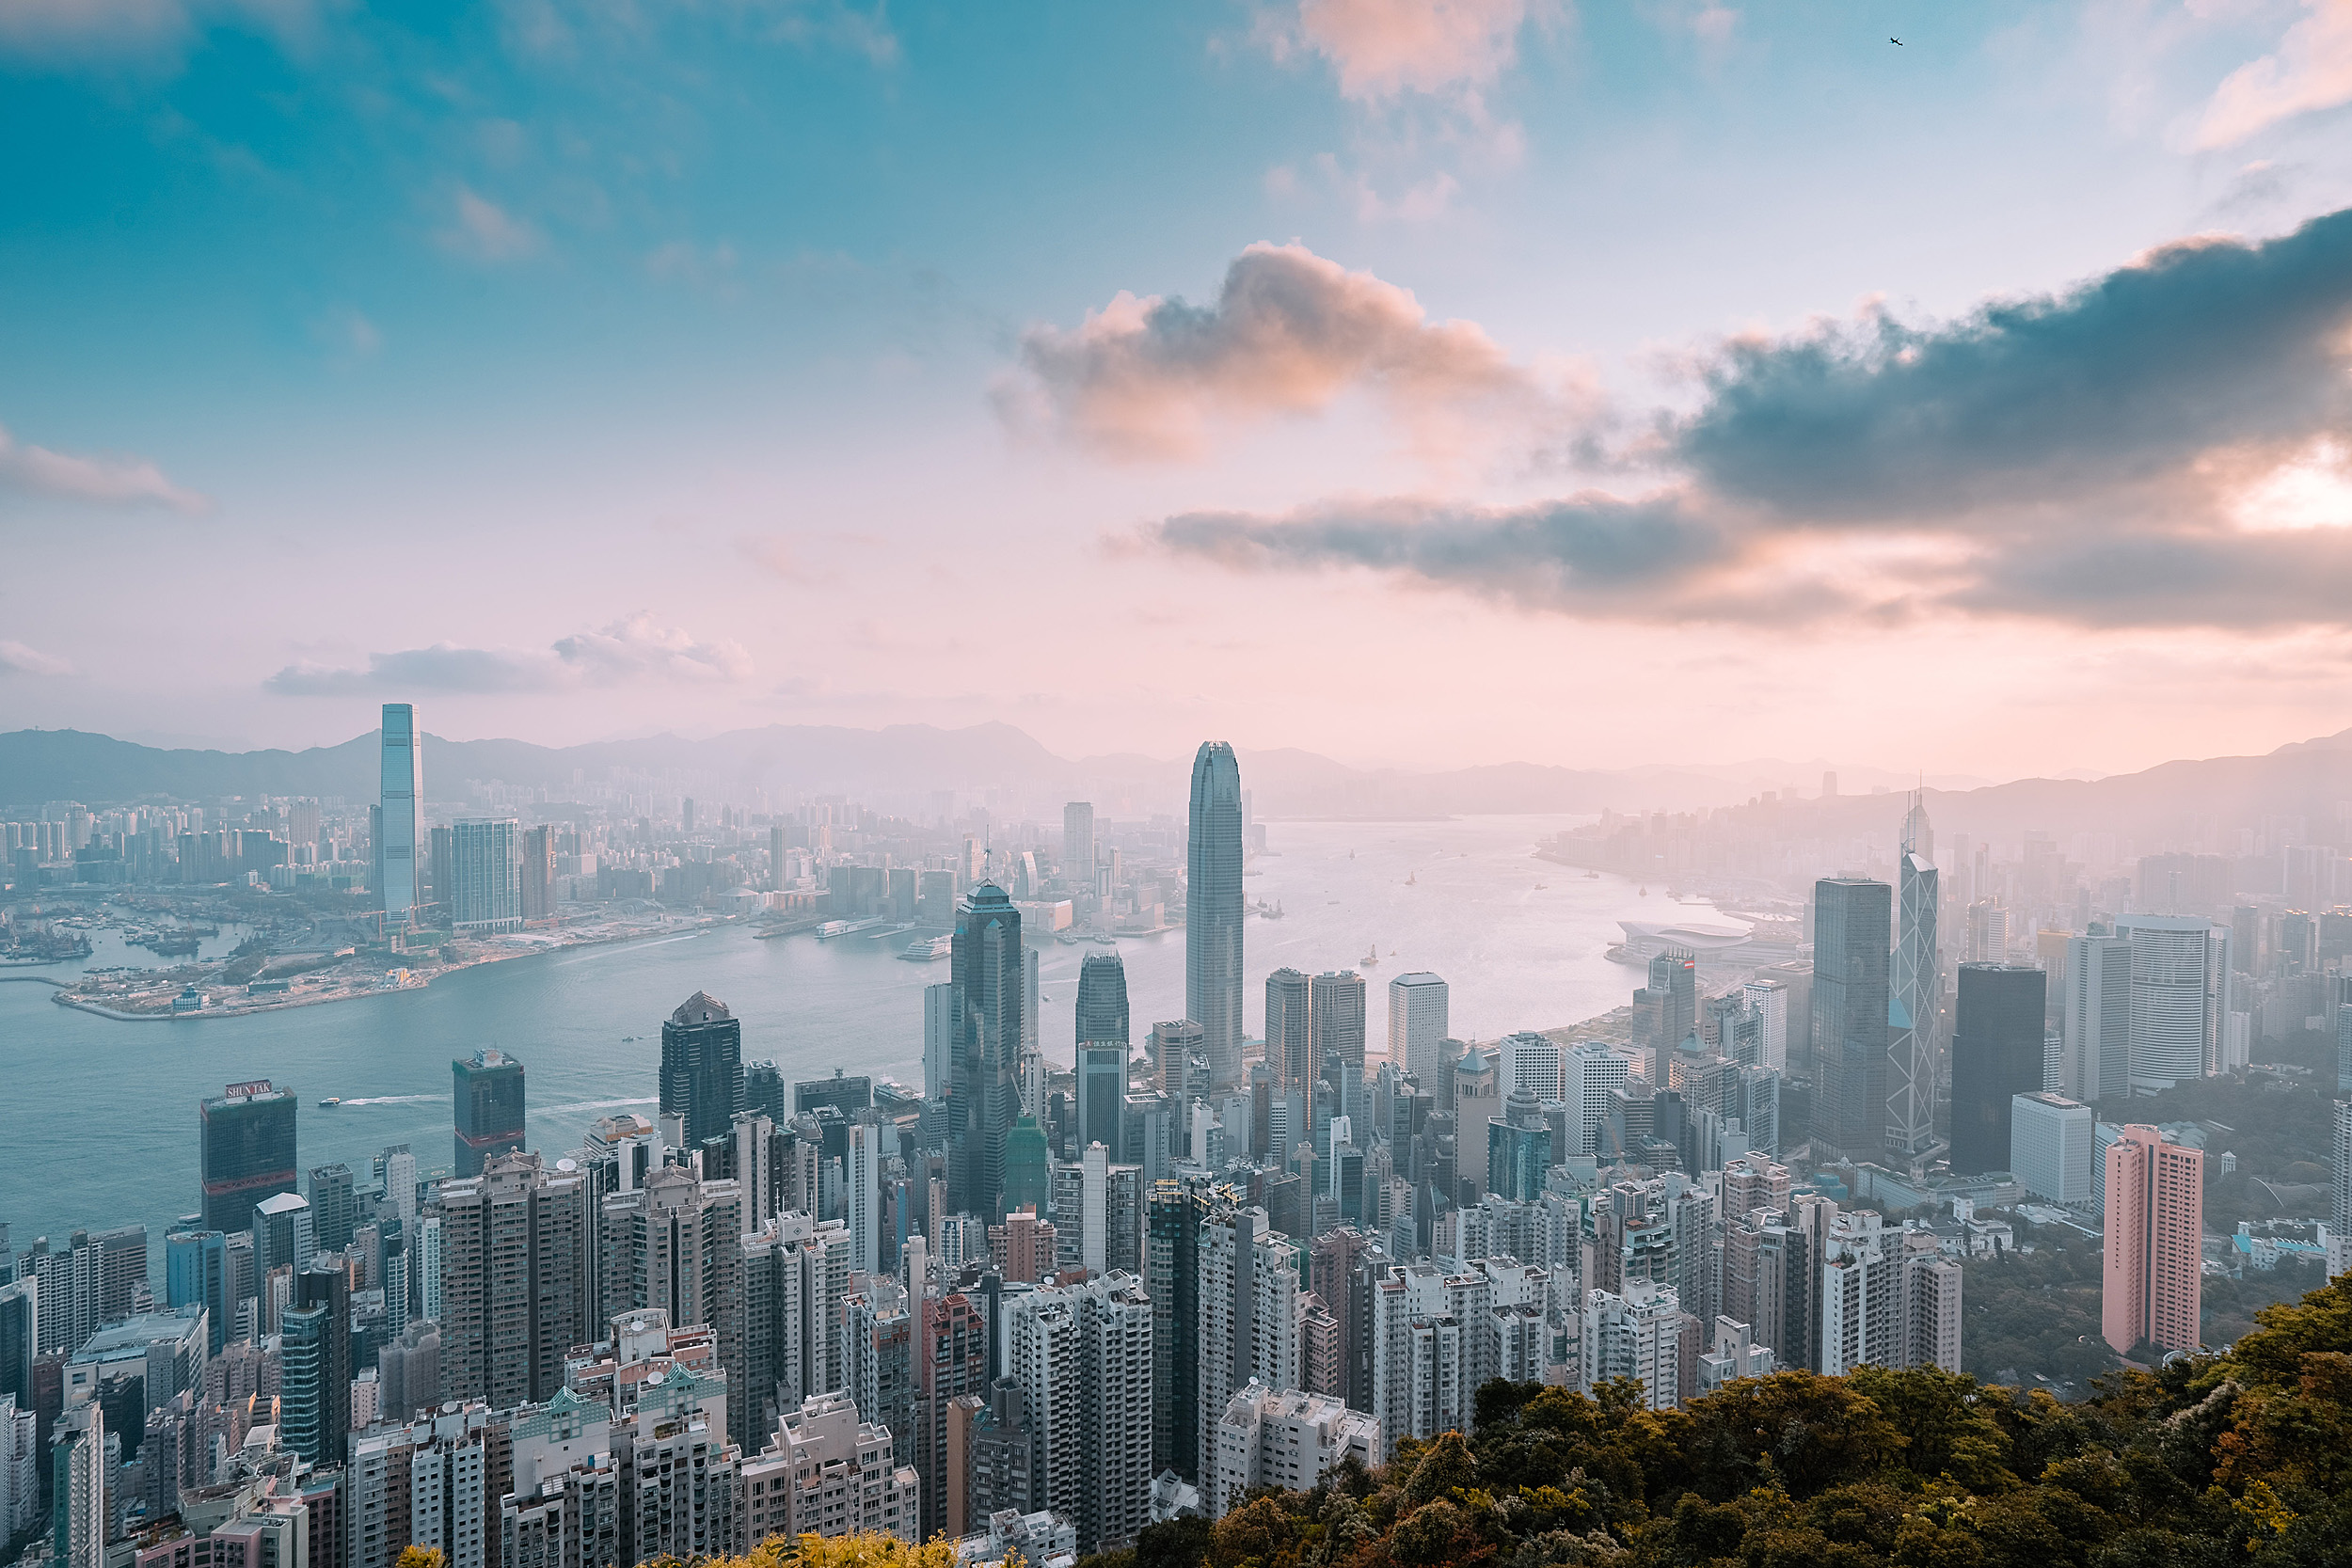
(1638, 950, 1696, 1087)
(950, 885, 1025, 1221)
(1062, 803, 1096, 883)
(1888, 795, 1940, 1157)
(2010, 1091, 2094, 1208)
(1812, 878, 1893, 1161)
(434, 1152, 594, 1408)
(1948, 964, 2047, 1175)
(279, 1261, 351, 1464)
(2114, 915, 2233, 1091)
(307, 1163, 357, 1252)
(450, 818, 523, 933)
(519, 824, 555, 921)
(1388, 973, 1450, 1085)
(1311, 970, 1368, 1083)
(1075, 950, 1130, 1046)
(1076, 1044, 1127, 1163)
(1265, 969, 1312, 1091)
(377, 703, 421, 926)
(660, 990, 745, 1149)
(453, 1049, 526, 1178)
(2102, 1125, 2203, 1356)
(1185, 742, 1245, 1088)
(199, 1080, 297, 1235)
(2062, 932, 2131, 1102)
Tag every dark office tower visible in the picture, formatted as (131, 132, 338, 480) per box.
(1311, 970, 1369, 1084)
(1186, 741, 1245, 1089)
(1145, 1179, 1204, 1481)
(449, 1048, 526, 1178)
(1265, 969, 1312, 1092)
(427, 824, 453, 911)
(0, 1277, 30, 1405)
(1076, 1044, 1127, 1162)
(660, 990, 746, 1149)
(307, 1164, 357, 1253)
(199, 1080, 297, 1235)
(682, 797, 697, 834)
(1948, 963, 2050, 1175)
(1810, 879, 1893, 1161)
(795, 1069, 872, 1118)
(950, 885, 1025, 1222)
(1075, 951, 1131, 1047)
(279, 1261, 350, 1464)
(744, 1060, 788, 1123)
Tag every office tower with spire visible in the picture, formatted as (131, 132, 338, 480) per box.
(1948, 964, 2047, 1174)
(951, 885, 1025, 1221)
(1812, 878, 1893, 1161)
(1186, 742, 1245, 1088)
(2103, 1125, 2203, 1355)
(375, 701, 422, 925)
(1888, 791, 1940, 1158)
(452, 1048, 526, 1177)
(660, 990, 745, 1148)
(199, 1080, 297, 1235)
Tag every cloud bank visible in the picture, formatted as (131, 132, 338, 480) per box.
(266, 615, 753, 695)
(1006, 242, 1564, 460)
(0, 640, 72, 677)
(0, 422, 208, 512)
(1151, 207, 2352, 633)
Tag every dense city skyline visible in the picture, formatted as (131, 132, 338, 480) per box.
(8, 6, 2352, 772)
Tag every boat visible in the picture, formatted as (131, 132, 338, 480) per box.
(1360, 943, 1379, 966)
(1583, 871, 1599, 879)
(1638, 886, 1648, 896)
(1406, 872, 1417, 886)
(318, 1097, 342, 1108)
(1534, 882, 1548, 890)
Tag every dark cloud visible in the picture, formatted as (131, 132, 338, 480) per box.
(1157, 492, 1814, 622)
(1670, 208, 2352, 522)
(1152, 208, 2352, 632)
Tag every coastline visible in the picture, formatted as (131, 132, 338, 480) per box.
(50, 914, 733, 1022)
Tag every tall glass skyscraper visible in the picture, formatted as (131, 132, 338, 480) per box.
(453, 1049, 526, 1177)
(660, 991, 745, 1148)
(1811, 878, 1892, 1161)
(199, 1080, 297, 1235)
(1889, 790, 1941, 1157)
(950, 885, 1025, 1221)
(377, 703, 421, 926)
(1185, 741, 1245, 1087)
(1075, 950, 1130, 1045)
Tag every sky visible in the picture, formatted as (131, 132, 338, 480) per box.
(6, 1, 2352, 779)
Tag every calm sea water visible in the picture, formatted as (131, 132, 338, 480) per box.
(0, 815, 1710, 1259)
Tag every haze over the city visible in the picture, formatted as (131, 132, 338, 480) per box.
(8, 3, 2352, 774)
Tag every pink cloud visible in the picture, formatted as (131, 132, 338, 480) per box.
(1006, 241, 1565, 461)
(2193, 0, 2352, 148)
(1268, 0, 1538, 100)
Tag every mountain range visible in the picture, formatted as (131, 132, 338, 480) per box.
(3, 721, 2348, 847)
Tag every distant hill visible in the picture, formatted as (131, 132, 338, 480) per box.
(6, 721, 2350, 840)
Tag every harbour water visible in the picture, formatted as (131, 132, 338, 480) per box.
(0, 815, 1718, 1255)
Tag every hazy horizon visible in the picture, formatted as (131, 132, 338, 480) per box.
(8, 6, 2352, 776)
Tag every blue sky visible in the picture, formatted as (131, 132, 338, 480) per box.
(6, 2, 2352, 776)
